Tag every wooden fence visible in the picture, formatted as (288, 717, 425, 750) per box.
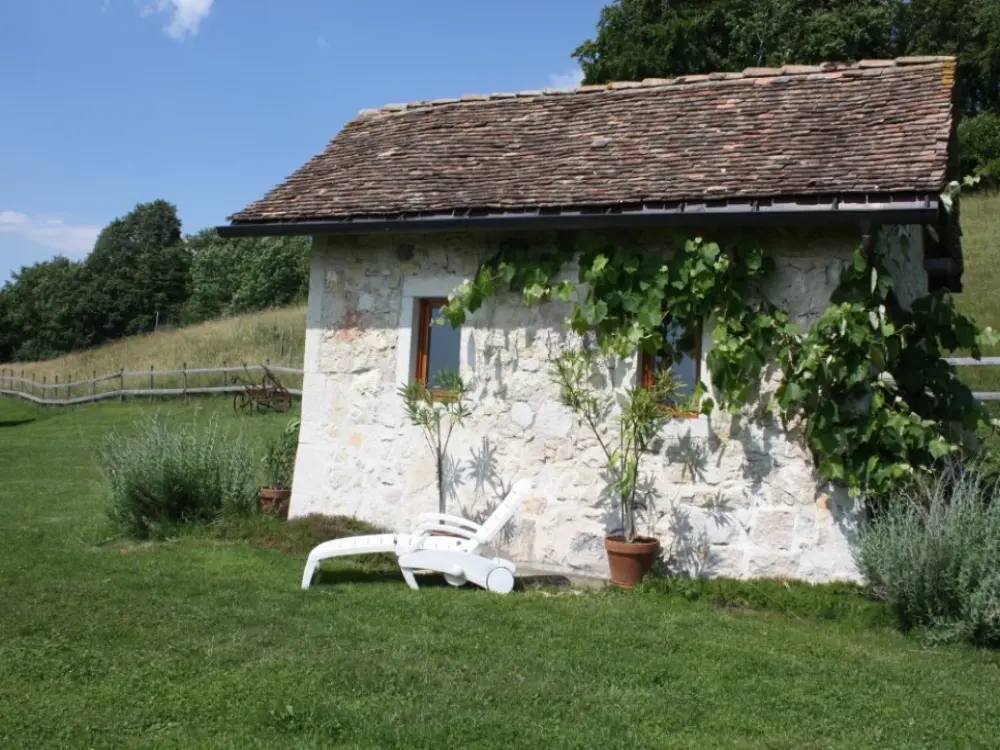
(0, 363, 304, 406)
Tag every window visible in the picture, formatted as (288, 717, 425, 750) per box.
(639, 316, 703, 406)
(415, 298, 461, 389)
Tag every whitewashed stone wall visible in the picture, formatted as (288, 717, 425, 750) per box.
(291, 226, 926, 583)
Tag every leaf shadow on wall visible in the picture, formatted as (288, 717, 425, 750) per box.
(449, 436, 517, 547)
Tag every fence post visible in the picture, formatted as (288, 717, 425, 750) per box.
(222, 360, 227, 390)
(149, 364, 154, 402)
(31, 373, 36, 398)
(67, 373, 71, 400)
(54, 375, 59, 403)
(20, 370, 24, 396)
(182, 361, 188, 402)
(119, 368, 125, 403)
(92, 371, 97, 398)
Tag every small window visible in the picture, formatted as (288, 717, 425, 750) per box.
(639, 316, 703, 405)
(415, 298, 461, 389)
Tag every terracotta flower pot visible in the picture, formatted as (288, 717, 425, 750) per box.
(259, 488, 291, 519)
(605, 535, 661, 588)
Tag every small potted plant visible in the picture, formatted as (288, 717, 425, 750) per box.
(260, 419, 299, 519)
(551, 348, 683, 587)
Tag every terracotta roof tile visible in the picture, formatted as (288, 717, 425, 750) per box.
(229, 57, 957, 224)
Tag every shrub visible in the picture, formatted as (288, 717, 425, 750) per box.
(958, 111, 1000, 187)
(856, 462, 1000, 646)
(262, 419, 300, 489)
(99, 412, 258, 539)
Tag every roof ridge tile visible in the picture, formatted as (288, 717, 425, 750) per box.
(355, 56, 955, 119)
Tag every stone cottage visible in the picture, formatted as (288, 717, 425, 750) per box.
(221, 57, 962, 582)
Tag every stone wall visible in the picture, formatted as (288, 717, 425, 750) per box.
(291, 226, 926, 582)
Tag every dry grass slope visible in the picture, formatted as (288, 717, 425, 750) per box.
(1, 306, 307, 393)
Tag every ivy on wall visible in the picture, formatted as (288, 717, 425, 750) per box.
(441, 226, 996, 505)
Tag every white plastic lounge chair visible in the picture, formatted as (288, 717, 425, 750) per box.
(300, 479, 530, 594)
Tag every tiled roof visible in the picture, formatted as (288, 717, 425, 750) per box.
(229, 57, 956, 224)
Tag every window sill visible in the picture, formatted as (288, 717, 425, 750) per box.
(653, 403, 702, 420)
(662, 413, 713, 440)
(667, 408, 701, 420)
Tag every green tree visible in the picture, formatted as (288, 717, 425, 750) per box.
(897, 0, 1000, 115)
(83, 200, 191, 342)
(184, 231, 310, 323)
(228, 236, 310, 314)
(1, 257, 90, 361)
(574, 0, 898, 86)
(0, 289, 13, 363)
(183, 228, 244, 322)
(958, 111, 1000, 183)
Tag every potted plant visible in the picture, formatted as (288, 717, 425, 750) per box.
(551, 348, 682, 587)
(260, 419, 300, 519)
(398, 371, 471, 515)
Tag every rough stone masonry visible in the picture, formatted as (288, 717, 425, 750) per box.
(289, 226, 927, 582)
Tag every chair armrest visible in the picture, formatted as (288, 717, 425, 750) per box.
(415, 522, 478, 539)
(418, 513, 481, 531)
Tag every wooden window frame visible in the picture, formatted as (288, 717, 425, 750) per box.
(415, 298, 455, 394)
(639, 317, 703, 417)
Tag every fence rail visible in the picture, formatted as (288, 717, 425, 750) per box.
(0, 363, 304, 407)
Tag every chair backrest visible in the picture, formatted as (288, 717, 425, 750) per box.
(473, 479, 531, 545)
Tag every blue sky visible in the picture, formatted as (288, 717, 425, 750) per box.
(0, 0, 606, 281)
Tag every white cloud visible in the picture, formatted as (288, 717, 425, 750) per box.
(548, 68, 585, 89)
(143, 0, 214, 41)
(0, 211, 101, 257)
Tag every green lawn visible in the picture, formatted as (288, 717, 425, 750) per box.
(1, 399, 999, 749)
(955, 191, 1000, 393)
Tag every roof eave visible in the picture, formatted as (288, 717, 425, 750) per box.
(217, 194, 941, 239)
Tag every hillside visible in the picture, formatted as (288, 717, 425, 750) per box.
(3, 192, 997, 390)
(953, 191, 1000, 391)
(3, 305, 306, 390)
(953, 192, 1000, 328)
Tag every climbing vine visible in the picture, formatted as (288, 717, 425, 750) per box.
(441, 227, 995, 505)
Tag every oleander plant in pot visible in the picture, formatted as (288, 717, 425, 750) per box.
(551, 347, 682, 587)
(398, 371, 472, 515)
(260, 419, 300, 519)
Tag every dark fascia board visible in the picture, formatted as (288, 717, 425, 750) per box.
(217, 194, 940, 238)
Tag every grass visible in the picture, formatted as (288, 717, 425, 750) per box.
(955, 191, 1000, 393)
(2, 398, 1000, 748)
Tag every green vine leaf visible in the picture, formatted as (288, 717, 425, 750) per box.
(440, 228, 988, 507)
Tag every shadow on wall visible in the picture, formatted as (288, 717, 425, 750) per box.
(647, 413, 859, 578)
(446, 435, 518, 548)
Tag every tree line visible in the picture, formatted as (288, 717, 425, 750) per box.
(0, 200, 309, 363)
(574, 0, 1000, 182)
